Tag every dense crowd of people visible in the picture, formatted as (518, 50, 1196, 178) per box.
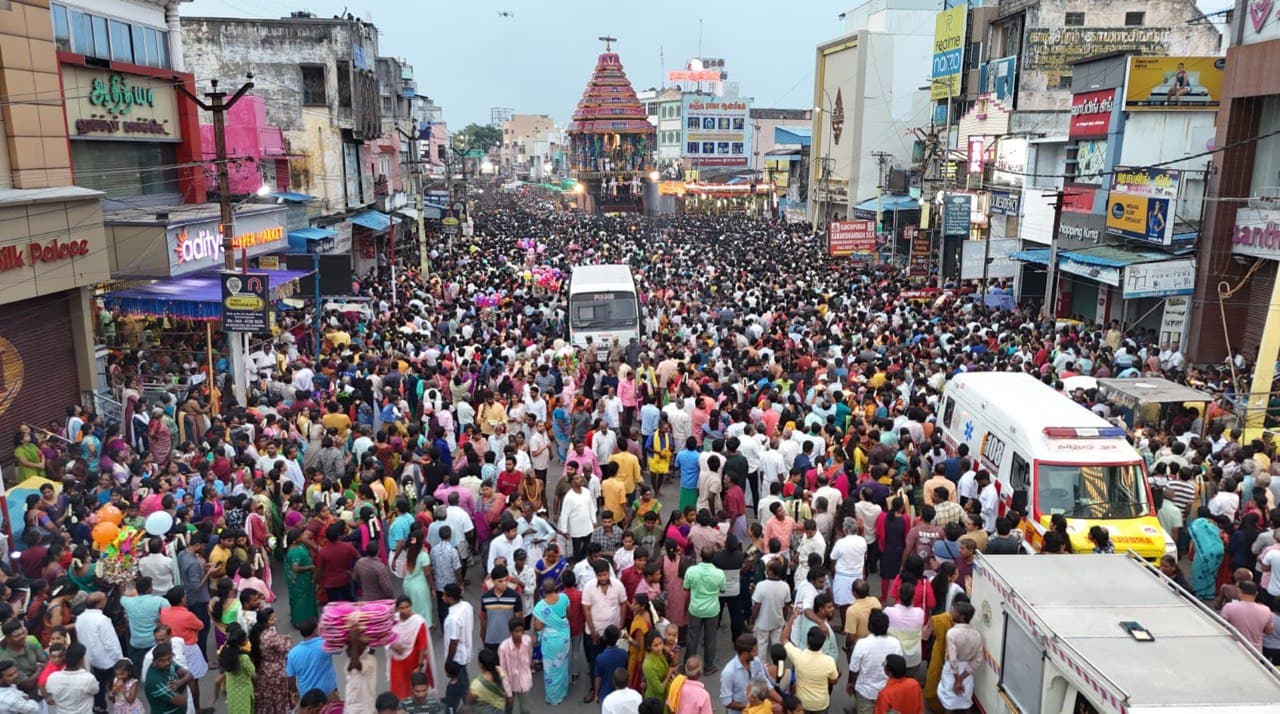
(2, 192, 1274, 714)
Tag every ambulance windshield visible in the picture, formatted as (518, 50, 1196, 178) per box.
(1036, 461, 1149, 519)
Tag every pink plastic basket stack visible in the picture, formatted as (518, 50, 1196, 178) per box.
(319, 600, 397, 653)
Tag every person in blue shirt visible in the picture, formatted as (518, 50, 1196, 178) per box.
(589, 625, 629, 704)
(675, 437, 703, 511)
(285, 618, 337, 700)
(387, 497, 414, 556)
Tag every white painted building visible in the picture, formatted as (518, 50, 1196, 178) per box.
(811, 0, 936, 223)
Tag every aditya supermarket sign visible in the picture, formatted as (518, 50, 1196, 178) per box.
(165, 208, 287, 276)
(1233, 206, 1280, 261)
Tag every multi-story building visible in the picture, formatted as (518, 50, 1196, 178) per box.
(0, 0, 110, 467)
(182, 12, 393, 275)
(655, 88, 684, 175)
(811, 0, 937, 224)
(1189, 2, 1280, 369)
(749, 108, 812, 170)
(411, 95, 448, 178)
(499, 114, 556, 179)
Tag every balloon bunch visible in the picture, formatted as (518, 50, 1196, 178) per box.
(319, 600, 398, 653)
(527, 265, 562, 291)
(92, 503, 145, 584)
(516, 238, 546, 254)
(474, 291, 505, 309)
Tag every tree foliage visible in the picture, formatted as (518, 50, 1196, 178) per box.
(453, 123, 503, 153)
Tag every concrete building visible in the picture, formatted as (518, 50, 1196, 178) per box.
(811, 0, 936, 224)
(749, 108, 812, 172)
(0, 0, 110, 468)
(499, 114, 557, 178)
(655, 87, 684, 175)
(1188, 2, 1280, 366)
(182, 12, 394, 274)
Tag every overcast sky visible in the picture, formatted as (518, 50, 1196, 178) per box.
(186, 0, 1236, 129)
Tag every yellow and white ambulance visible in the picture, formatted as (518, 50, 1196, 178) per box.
(938, 372, 1172, 560)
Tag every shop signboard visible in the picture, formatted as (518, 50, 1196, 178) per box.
(1110, 167, 1181, 199)
(967, 137, 985, 175)
(1068, 89, 1116, 139)
(1106, 192, 1173, 245)
(1123, 56, 1225, 111)
(1231, 206, 1280, 261)
(961, 238, 1020, 280)
(221, 272, 269, 332)
(908, 227, 931, 278)
(1122, 258, 1196, 299)
(989, 189, 1021, 217)
(991, 137, 1027, 188)
(978, 56, 1017, 103)
(61, 66, 182, 142)
(1160, 296, 1190, 350)
(1059, 256, 1121, 286)
(682, 95, 753, 168)
(942, 195, 972, 237)
(828, 220, 876, 257)
(1243, 0, 1280, 45)
(1057, 212, 1106, 249)
(931, 3, 968, 100)
(165, 208, 287, 277)
(1074, 139, 1109, 185)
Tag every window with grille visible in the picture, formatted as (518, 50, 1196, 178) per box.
(301, 66, 327, 106)
(1065, 12, 1085, 26)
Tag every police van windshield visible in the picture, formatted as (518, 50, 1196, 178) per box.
(569, 292, 637, 329)
(1036, 461, 1149, 519)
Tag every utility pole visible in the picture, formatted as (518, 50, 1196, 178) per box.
(181, 76, 255, 407)
(872, 151, 892, 259)
(1042, 189, 1069, 319)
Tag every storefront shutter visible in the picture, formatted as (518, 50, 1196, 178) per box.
(0, 292, 81, 467)
(1244, 264, 1276, 358)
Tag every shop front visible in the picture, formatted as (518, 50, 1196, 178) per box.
(105, 205, 289, 279)
(59, 60, 203, 202)
(350, 210, 398, 277)
(0, 187, 109, 466)
(1119, 257, 1197, 346)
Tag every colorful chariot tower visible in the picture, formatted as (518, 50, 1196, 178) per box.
(566, 37, 656, 214)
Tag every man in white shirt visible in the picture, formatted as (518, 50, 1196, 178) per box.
(847, 609, 903, 712)
(0, 660, 38, 713)
(45, 642, 99, 714)
(558, 473, 598, 561)
(138, 539, 176, 593)
(291, 362, 315, 393)
(830, 519, 869, 610)
(75, 592, 121, 711)
(442, 584, 475, 682)
(977, 471, 999, 533)
(600, 669, 643, 713)
(759, 441, 787, 496)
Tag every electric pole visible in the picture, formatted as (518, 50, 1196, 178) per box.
(180, 76, 256, 406)
(1042, 189, 1069, 319)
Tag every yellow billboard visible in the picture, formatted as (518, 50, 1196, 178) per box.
(1106, 192, 1173, 245)
(1124, 56, 1225, 111)
(931, 4, 968, 100)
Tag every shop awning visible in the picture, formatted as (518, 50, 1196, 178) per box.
(288, 228, 335, 241)
(1058, 245, 1168, 268)
(853, 194, 919, 213)
(1010, 248, 1051, 265)
(102, 269, 313, 320)
(272, 192, 318, 202)
(349, 210, 392, 232)
(1096, 378, 1214, 409)
(287, 228, 336, 253)
(395, 207, 420, 222)
(422, 203, 446, 219)
(774, 126, 811, 146)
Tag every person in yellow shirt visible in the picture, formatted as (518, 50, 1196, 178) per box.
(601, 462, 629, 522)
(609, 442, 642, 501)
(321, 401, 352, 442)
(477, 394, 508, 436)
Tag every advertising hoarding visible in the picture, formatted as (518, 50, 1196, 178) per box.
(1069, 89, 1116, 138)
(682, 96, 753, 168)
(828, 220, 876, 257)
(1123, 56, 1224, 111)
(978, 56, 1017, 103)
(931, 4, 968, 100)
(221, 272, 270, 332)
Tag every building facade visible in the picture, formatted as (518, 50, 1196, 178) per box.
(499, 114, 557, 178)
(0, 0, 110, 467)
(182, 13, 397, 275)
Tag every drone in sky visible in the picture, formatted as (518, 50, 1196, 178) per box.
(497, 10, 514, 18)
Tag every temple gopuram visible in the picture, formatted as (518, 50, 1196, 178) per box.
(567, 37, 656, 214)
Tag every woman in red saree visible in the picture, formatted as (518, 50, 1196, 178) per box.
(389, 595, 435, 698)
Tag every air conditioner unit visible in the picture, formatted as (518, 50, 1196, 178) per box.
(1247, 186, 1280, 209)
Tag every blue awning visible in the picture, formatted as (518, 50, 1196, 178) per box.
(289, 228, 335, 241)
(350, 210, 391, 232)
(775, 126, 811, 146)
(1010, 248, 1051, 265)
(1059, 245, 1168, 268)
(272, 192, 318, 202)
(102, 269, 313, 320)
(853, 195, 919, 213)
(287, 227, 335, 253)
